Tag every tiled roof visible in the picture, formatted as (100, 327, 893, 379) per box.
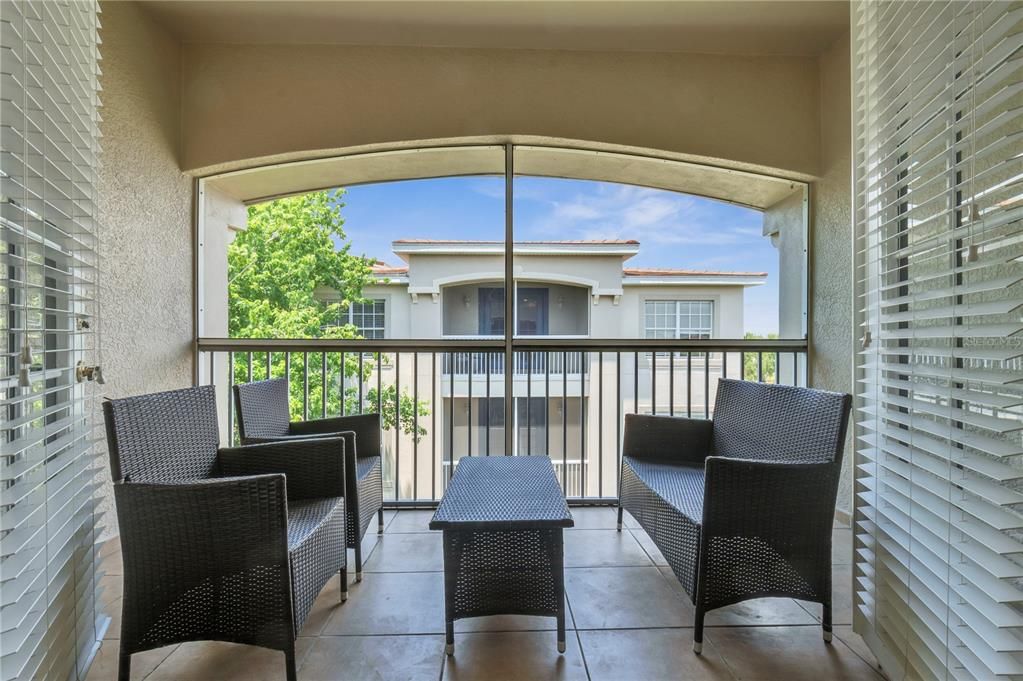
(623, 268, 767, 277)
(370, 261, 408, 275)
(392, 239, 639, 245)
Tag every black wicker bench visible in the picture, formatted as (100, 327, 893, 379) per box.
(617, 378, 851, 655)
(430, 456, 574, 655)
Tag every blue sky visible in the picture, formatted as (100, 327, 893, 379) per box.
(332, 176, 779, 334)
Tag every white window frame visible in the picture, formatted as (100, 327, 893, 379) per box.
(644, 300, 714, 340)
(347, 299, 386, 339)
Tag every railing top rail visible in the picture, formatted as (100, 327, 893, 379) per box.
(197, 337, 808, 353)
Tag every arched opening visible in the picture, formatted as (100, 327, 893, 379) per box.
(198, 140, 808, 502)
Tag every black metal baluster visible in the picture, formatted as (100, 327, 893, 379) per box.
(669, 351, 674, 416)
(704, 351, 710, 418)
(757, 352, 764, 382)
(686, 352, 692, 418)
(432, 352, 437, 497)
(527, 352, 532, 455)
(545, 351, 551, 459)
(468, 348, 473, 456)
(562, 350, 568, 490)
(579, 351, 586, 498)
(340, 352, 346, 416)
(358, 353, 364, 412)
(228, 352, 235, 445)
(597, 351, 603, 498)
(413, 352, 419, 501)
(302, 352, 309, 421)
(616, 351, 622, 502)
(247, 352, 253, 384)
(485, 349, 491, 456)
(266, 351, 271, 380)
(651, 349, 657, 415)
(394, 352, 401, 501)
(321, 352, 327, 418)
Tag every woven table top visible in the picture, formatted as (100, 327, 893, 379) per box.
(429, 456, 574, 530)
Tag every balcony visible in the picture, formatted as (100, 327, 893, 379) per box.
(88, 508, 878, 681)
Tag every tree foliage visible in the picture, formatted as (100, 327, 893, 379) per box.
(742, 331, 778, 383)
(228, 190, 428, 439)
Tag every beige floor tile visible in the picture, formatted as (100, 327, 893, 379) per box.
(567, 566, 692, 629)
(799, 563, 853, 626)
(145, 639, 314, 681)
(708, 626, 883, 681)
(300, 634, 443, 681)
(298, 573, 348, 637)
(442, 631, 588, 681)
(564, 529, 651, 568)
(364, 531, 443, 572)
(835, 626, 886, 676)
(621, 509, 642, 530)
(580, 628, 735, 681)
(348, 529, 383, 572)
(565, 506, 619, 530)
(630, 529, 669, 566)
(706, 598, 817, 627)
(98, 574, 123, 608)
(322, 571, 445, 635)
(455, 612, 572, 633)
(85, 640, 177, 681)
(98, 547, 122, 578)
(834, 527, 853, 565)
(103, 597, 122, 640)
(385, 510, 436, 533)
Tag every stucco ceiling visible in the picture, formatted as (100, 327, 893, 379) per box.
(138, 1, 849, 56)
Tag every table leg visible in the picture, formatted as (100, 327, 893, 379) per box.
(554, 530, 566, 653)
(443, 530, 456, 655)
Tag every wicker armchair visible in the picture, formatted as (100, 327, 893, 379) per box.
(234, 377, 385, 581)
(617, 378, 851, 654)
(103, 385, 347, 681)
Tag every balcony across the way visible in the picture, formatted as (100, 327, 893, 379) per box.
(87, 507, 880, 681)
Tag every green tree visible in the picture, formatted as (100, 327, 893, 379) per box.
(228, 190, 428, 439)
(742, 331, 778, 383)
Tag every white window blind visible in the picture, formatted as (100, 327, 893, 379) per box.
(853, 1, 1023, 679)
(0, 1, 104, 680)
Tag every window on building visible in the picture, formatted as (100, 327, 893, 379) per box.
(348, 299, 386, 338)
(644, 300, 713, 339)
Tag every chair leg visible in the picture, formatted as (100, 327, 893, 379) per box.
(616, 504, 624, 532)
(340, 569, 348, 602)
(284, 645, 297, 681)
(823, 602, 833, 643)
(354, 539, 363, 582)
(117, 650, 131, 681)
(378, 507, 385, 534)
(693, 606, 705, 655)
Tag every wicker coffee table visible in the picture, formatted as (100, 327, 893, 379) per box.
(429, 456, 574, 654)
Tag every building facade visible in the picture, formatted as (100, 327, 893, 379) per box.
(318, 239, 765, 500)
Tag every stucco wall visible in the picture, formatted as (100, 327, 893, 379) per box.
(809, 32, 853, 516)
(179, 43, 821, 178)
(98, 1, 193, 533)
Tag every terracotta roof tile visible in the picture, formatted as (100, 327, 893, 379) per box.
(623, 268, 767, 277)
(392, 239, 639, 245)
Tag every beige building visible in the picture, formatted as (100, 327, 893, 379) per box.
(318, 239, 765, 499)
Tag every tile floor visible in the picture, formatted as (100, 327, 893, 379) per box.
(87, 508, 885, 681)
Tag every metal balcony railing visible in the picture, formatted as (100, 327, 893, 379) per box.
(442, 351, 587, 376)
(197, 337, 808, 505)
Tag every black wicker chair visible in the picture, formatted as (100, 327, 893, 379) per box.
(234, 377, 385, 581)
(104, 385, 347, 681)
(617, 378, 851, 654)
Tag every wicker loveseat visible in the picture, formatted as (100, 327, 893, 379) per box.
(233, 377, 385, 581)
(104, 385, 347, 681)
(617, 378, 851, 654)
